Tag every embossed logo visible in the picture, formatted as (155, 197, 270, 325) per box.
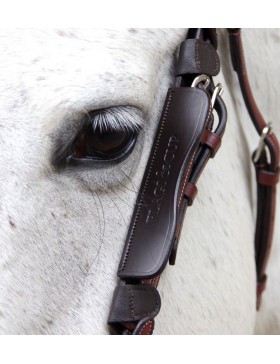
(146, 135, 179, 223)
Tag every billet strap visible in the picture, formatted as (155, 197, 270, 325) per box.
(228, 29, 280, 309)
(108, 28, 227, 335)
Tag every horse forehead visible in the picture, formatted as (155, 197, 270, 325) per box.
(0, 29, 187, 188)
(0, 29, 186, 130)
(0, 28, 185, 74)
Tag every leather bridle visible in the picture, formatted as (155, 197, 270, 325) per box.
(107, 28, 280, 335)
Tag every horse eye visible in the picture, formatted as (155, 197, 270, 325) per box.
(70, 119, 137, 162)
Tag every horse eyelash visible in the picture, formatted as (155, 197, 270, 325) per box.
(51, 106, 142, 167)
(88, 106, 143, 133)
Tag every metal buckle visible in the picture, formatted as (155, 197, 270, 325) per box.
(191, 74, 210, 89)
(191, 76, 223, 108)
(253, 122, 272, 163)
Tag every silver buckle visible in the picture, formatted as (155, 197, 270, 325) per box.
(253, 122, 272, 163)
(191, 75, 223, 108)
(191, 74, 211, 89)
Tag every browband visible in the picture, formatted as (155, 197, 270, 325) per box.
(108, 28, 279, 334)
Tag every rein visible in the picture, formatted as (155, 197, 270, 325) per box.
(108, 28, 280, 335)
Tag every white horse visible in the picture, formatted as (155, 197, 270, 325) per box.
(0, 29, 279, 334)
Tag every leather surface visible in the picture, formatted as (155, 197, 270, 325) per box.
(228, 29, 280, 308)
(176, 39, 220, 77)
(254, 152, 278, 309)
(118, 87, 211, 279)
(108, 28, 228, 334)
(228, 29, 279, 168)
(108, 284, 161, 323)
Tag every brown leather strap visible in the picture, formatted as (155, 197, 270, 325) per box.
(108, 28, 228, 335)
(257, 168, 280, 186)
(228, 28, 280, 309)
(108, 277, 161, 335)
(108, 29, 279, 335)
(201, 129, 222, 157)
(117, 87, 213, 279)
(108, 284, 161, 323)
(176, 39, 220, 77)
(184, 182, 198, 206)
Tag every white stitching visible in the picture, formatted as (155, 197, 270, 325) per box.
(120, 91, 174, 271)
(139, 320, 153, 335)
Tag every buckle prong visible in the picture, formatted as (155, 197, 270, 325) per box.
(253, 122, 272, 163)
(211, 83, 224, 107)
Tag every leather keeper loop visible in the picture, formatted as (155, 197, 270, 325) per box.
(176, 39, 220, 77)
(257, 168, 280, 186)
(184, 182, 198, 206)
(108, 284, 161, 324)
(201, 130, 222, 157)
(132, 318, 155, 335)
